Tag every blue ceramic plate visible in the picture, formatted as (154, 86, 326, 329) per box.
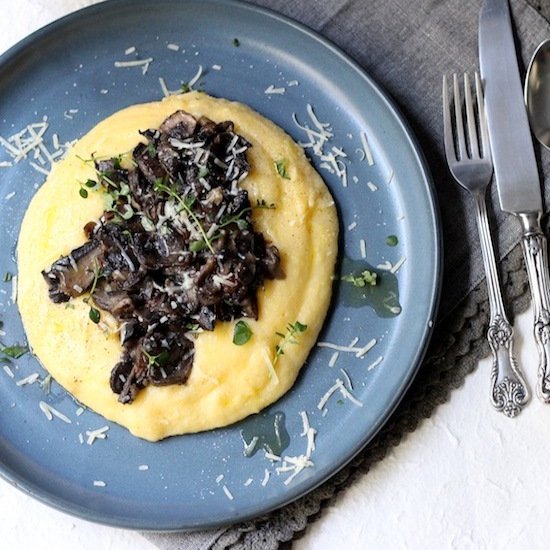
(0, 0, 440, 530)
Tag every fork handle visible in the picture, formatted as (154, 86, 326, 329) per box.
(475, 195, 529, 416)
(518, 212, 550, 403)
(476, 198, 530, 416)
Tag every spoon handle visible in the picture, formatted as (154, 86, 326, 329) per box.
(518, 213, 550, 402)
(475, 194, 528, 416)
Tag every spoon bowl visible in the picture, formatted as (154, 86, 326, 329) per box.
(524, 39, 550, 149)
(525, 38, 550, 149)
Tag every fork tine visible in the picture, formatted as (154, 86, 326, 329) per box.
(464, 73, 480, 159)
(453, 73, 467, 161)
(475, 72, 491, 160)
(442, 74, 457, 163)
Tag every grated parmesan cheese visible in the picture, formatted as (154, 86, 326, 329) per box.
(293, 105, 348, 187)
(328, 351, 339, 367)
(243, 435, 259, 456)
(340, 368, 353, 390)
(16, 372, 40, 386)
(339, 383, 363, 407)
(93, 480, 106, 487)
(318, 378, 363, 411)
(265, 85, 285, 95)
(29, 162, 50, 176)
(244, 478, 253, 486)
(261, 347, 279, 384)
(355, 338, 377, 358)
(264, 451, 281, 462)
(222, 485, 234, 500)
(299, 410, 311, 437)
(261, 469, 270, 486)
(159, 65, 203, 97)
(390, 256, 406, 274)
(86, 425, 109, 445)
(10, 275, 17, 304)
(317, 337, 376, 359)
(360, 239, 367, 259)
(347, 221, 357, 231)
(187, 65, 203, 89)
(367, 356, 383, 371)
(114, 57, 153, 75)
(360, 131, 375, 165)
(317, 379, 343, 410)
(0, 117, 73, 174)
(367, 181, 378, 192)
(273, 411, 318, 485)
(39, 401, 72, 423)
(3, 365, 14, 378)
(167, 43, 180, 51)
(377, 260, 393, 271)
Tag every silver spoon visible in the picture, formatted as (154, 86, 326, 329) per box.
(525, 39, 550, 150)
(525, 38, 550, 401)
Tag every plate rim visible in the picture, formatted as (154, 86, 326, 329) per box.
(0, 0, 442, 531)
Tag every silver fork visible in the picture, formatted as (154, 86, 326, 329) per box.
(443, 72, 529, 417)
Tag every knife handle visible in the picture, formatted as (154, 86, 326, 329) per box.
(518, 212, 550, 402)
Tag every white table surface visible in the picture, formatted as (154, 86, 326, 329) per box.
(1, 2, 549, 549)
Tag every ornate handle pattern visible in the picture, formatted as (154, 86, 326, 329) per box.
(475, 194, 529, 416)
(488, 314, 528, 417)
(518, 213, 550, 403)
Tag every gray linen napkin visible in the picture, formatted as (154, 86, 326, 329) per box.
(143, 0, 550, 548)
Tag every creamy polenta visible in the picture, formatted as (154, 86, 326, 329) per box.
(17, 92, 338, 441)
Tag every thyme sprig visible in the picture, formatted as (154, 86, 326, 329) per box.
(273, 321, 307, 366)
(144, 349, 169, 369)
(83, 259, 103, 324)
(154, 180, 215, 254)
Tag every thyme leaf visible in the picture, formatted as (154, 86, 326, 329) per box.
(386, 235, 398, 247)
(89, 307, 101, 324)
(274, 159, 290, 180)
(233, 320, 252, 345)
(0, 344, 28, 359)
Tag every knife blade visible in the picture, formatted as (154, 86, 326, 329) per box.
(480, 0, 550, 403)
(479, 0, 540, 213)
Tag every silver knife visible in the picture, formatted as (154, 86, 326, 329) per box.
(480, 0, 550, 403)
